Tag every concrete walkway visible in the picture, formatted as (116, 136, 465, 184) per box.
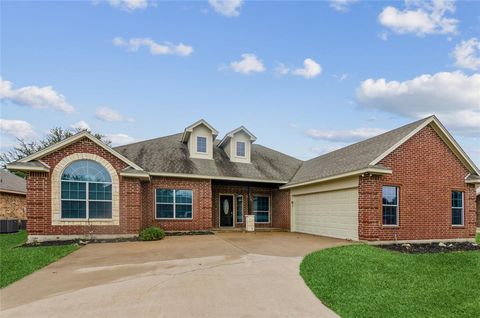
(1, 232, 350, 318)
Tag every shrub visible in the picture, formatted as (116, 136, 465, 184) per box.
(139, 227, 165, 241)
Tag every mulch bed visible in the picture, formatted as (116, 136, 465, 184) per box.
(379, 241, 480, 254)
(20, 230, 214, 247)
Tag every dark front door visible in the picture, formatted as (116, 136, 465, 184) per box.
(220, 195, 234, 227)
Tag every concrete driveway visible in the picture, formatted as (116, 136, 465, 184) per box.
(1, 232, 350, 318)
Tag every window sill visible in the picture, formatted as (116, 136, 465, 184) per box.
(155, 218, 193, 221)
(451, 225, 465, 228)
(382, 225, 399, 228)
(59, 218, 114, 222)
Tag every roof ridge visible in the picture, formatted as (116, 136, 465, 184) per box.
(113, 132, 183, 149)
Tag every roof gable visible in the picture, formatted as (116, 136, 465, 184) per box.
(370, 116, 479, 174)
(14, 131, 144, 171)
(285, 115, 479, 188)
(181, 119, 219, 143)
(218, 126, 257, 148)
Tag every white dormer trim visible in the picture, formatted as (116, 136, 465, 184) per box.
(181, 119, 219, 143)
(218, 126, 256, 148)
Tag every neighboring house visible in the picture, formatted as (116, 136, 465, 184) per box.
(0, 170, 27, 220)
(7, 116, 480, 243)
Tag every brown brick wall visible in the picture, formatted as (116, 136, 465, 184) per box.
(0, 192, 26, 220)
(143, 176, 213, 231)
(26, 138, 142, 236)
(212, 183, 290, 229)
(358, 125, 477, 241)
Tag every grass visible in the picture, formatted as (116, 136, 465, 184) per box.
(0, 231, 79, 288)
(477, 233, 480, 243)
(300, 244, 480, 318)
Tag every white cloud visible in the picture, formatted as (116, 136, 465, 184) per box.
(106, 133, 135, 146)
(0, 78, 74, 114)
(306, 127, 387, 142)
(113, 37, 193, 56)
(229, 54, 265, 75)
(378, 0, 458, 36)
(277, 59, 322, 79)
(356, 71, 480, 134)
(95, 107, 135, 123)
(292, 58, 322, 79)
(107, 0, 148, 12)
(310, 145, 343, 155)
(329, 0, 358, 12)
(378, 30, 389, 41)
(453, 38, 480, 71)
(71, 121, 91, 131)
(334, 73, 348, 81)
(0, 119, 35, 139)
(208, 0, 243, 17)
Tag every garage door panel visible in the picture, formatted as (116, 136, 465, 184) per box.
(293, 188, 358, 240)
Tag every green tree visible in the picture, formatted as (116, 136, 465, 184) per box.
(1, 127, 111, 167)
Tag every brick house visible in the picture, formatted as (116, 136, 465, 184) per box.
(7, 116, 480, 243)
(0, 170, 27, 220)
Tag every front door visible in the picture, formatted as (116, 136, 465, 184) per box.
(219, 195, 234, 227)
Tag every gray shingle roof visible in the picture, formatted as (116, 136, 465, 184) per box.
(286, 117, 432, 186)
(114, 133, 302, 182)
(0, 170, 26, 194)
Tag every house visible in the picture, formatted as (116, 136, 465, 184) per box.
(7, 116, 480, 243)
(0, 170, 27, 220)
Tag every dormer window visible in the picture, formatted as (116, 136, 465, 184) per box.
(236, 141, 246, 157)
(197, 136, 207, 153)
(181, 119, 218, 160)
(218, 126, 256, 164)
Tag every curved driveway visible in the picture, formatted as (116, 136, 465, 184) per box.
(1, 232, 349, 318)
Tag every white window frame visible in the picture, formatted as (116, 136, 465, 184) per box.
(236, 141, 246, 157)
(196, 136, 207, 153)
(451, 191, 464, 226)
(253, 194, 270, 224)
(155, 189, 194, 220)
(382, 186, 399, 226)
(61, 180, 113, 221)
(236, 195, 244, 224)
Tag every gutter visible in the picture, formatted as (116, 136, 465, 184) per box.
(280, 167, 393, 190)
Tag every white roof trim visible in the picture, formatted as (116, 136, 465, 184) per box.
(120, 171, 151, 180)
(181, 119, 219, 143)
(0, 189, 26, 195)
(6, 163, 50, 172)
(17, 131, 144, 171)
(218, 126, 257, 148)
(370, 116, 480, 175)
(280, 167, 393, 190)
(149, 172, 287, 184)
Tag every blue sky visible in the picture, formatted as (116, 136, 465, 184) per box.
(1, 0, 479, 165)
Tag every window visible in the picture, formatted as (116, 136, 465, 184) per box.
(236, 195, 243, 223)
(254, 195, 270, 223)
(236, 141, 246, 157)
(197, 136, 207, 153)
(156, 189, 193, 219)
(382, 186, 398, 226)
(452, 191, 464, 226)
(61, 160, 112, 219)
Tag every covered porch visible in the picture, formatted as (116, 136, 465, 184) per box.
(211, 180, 291, 230)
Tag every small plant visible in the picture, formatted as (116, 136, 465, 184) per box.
(139, 227, 165, 241)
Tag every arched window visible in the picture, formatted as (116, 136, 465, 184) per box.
(61, 160, 112, 219)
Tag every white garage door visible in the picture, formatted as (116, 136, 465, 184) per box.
(292, 188, 358, 240)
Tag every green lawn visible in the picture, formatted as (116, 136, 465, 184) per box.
(301, 244, 480, 318)
(0, 231, 79, 288)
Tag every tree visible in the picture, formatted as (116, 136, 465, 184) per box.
(0, 127, 111, 166)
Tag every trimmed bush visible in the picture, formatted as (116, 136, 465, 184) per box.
(139, 227, 165, 241)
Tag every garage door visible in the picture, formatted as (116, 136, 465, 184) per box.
(292, 188, 358, 240)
